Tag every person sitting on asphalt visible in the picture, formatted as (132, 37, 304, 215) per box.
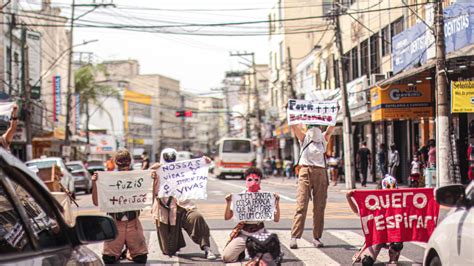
(222, 167, 281, 264)
(91, 149, 149, 264)
(346, 174, 404, 266)
(150, 148, 217, 260)
(0, 103, 18, 151)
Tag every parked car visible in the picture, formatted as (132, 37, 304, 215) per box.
(0, 149, 117, 265)
(66, 161, 92, 194)
(26, 157, 76, 197)
(176, 151, 193, 161)
(87, 160, 106, 175)
(423, 182, 474, 266)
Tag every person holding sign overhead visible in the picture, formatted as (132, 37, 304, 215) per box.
(91, 149, 150, 264)
(150, 148, 217, 260)
(289, 123, 334, 249)
(222, 167, 281, 264)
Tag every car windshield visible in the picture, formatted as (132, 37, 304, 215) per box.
(222, 140, 251, 153)
(66, 164, 83, 171)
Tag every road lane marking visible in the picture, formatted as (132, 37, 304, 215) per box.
(327, 230, 413, 263)
(272, 230, 340, 265)
(147, 230, 180, 264)
(210, 178, 297, 202)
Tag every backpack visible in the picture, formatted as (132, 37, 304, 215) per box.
(245, 233, 283, 265)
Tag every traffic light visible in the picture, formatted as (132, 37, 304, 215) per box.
(175, 110, 193, 117)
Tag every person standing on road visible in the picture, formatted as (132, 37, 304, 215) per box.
(289, 124, 334, 249)
(0, 103, 18, 151)
(388, 144, 400, 179)
(141, 151, 150, 170)
(356, 141, 371, 187)
(377, 143, 387, 178)
(150, 148, 217, 260)
(91, 149, 149, 264)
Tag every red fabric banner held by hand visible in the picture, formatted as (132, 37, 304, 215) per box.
(352, 188, 440, 247)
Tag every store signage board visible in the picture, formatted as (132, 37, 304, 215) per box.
(452, 81, 474, 113)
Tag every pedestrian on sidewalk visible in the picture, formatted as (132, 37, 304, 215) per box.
(376, 143, 387, 178)
(222, 167, 281, 264)
(347, 174, 404, 265)
(284, 156, 293, 179)
(150, 148, 216, 260)
(427, 139, 436, 168)
(356, 141, 371, 187)
(0, 103, 18, 151)
(91, 149, 149, 264)
(271, 156, 277, 176)
(327, 152, 340, 186)
(388, 144, 400, 180)
(289, 123, 335, 249)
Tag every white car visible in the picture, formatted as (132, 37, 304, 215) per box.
(26, 157, 76, 196)
(423, 182, 474, 266)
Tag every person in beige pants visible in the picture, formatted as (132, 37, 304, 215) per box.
(290, 124, 334, 249)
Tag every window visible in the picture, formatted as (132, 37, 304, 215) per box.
(381, 26, 390, 56)
(279, 42, 284, 67)
(351, 47, 359, 80)
(360, 40, 369, 78)
(370, 34, 380, 74)
(0, 184, 31, 254)
(391, 17, 404, 38)
(222, 140, 251, 153)
(322, 0, 332, 15)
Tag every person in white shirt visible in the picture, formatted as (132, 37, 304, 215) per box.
(388, 144, 400, 179)
(289, 124, 334, 249)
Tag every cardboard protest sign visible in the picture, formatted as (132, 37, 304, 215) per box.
(97, 170, 153, 213)
(157, 158, 208, 201)
(351, 188, 439, 247)
(0, 102, 14, 118)
(232, 192, 275, 222)
(287, 99, 338, 126)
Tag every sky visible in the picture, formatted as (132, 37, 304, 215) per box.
(20, 0, 276, 94)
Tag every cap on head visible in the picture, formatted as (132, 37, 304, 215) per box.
(115, 149, 131, 168)
(160, 148, 177, 164)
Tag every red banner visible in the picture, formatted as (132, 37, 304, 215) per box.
(352, 188, 439, 247)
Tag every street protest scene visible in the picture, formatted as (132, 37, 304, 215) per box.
(1, 0, 474, 265)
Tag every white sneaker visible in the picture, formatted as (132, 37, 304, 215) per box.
(290, 238, 298, 249)
(205, 250, 217, 260)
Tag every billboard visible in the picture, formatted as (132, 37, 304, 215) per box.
(53, 75, 61, 122)
(90, 134, 116, 155)
(371, 83, 433, 121)
(27, 31, 42, 99)
(452, 81, 474, 113)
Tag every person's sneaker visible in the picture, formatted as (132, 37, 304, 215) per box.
(289, 238, 298, 249)
(205, 250, 217, 260)
(312, 238, 324, 248)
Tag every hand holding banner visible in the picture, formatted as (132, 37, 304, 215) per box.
(351, 188, 439, 247)
(287, 99, 338, 126)
(97, 170, 154, 213)
(157, 158, 208, 201)
(232, 192, 275, 222)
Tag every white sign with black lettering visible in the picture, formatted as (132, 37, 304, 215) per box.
(157, 158, 208, 201)
(232, 192, 275, 222)
(97, 170, 153, 213)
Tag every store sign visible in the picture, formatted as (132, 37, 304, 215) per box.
(371, 83, 433, 121)
(27, 31, 42, 99)
(452, 81, 474, 113)
(392, 2, 474, 74)
(90, 134, 116, 155)
(53, 76, 61, 121)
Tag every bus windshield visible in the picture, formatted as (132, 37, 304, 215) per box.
(222, 140, 251, 153)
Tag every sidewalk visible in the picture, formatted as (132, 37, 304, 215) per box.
(262, 175, 409, 192)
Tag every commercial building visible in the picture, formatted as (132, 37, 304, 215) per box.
(196, 96, 226, 155)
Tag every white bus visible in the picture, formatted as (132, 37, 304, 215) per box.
(214, 137, 255, 179)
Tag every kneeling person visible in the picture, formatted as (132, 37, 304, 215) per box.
(91, 149, 149, 264)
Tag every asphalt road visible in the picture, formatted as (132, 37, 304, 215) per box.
(73, 175, 427, 265)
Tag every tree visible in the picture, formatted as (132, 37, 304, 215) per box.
(74, 64, 120, 144)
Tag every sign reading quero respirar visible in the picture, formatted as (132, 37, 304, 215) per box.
(97, 170, 154, 213)
(287, 99, 338, 126)
(158, 158, 208, 201)
(232, 192, 276, 222)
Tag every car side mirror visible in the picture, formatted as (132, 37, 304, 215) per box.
(75, 215, 117, 244)
(435, 185, 466, 207)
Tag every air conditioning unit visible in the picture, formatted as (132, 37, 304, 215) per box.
(386, 71, 394, 78)
(370, 74, 386, 86)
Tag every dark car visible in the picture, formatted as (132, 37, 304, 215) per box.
(66, 161, 93, 194)
(0, 149, 117, 265)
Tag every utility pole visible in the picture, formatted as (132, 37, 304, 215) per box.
(223, 87, 232, 135)
(21, 25, 32, 161)
(8, 13, 15, 95)
(286, 46, 297, 99)
(434, 0, 452, 186)
(334, 1, 355, 189)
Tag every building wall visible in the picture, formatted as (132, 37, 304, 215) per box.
(196, 96, 225, 154)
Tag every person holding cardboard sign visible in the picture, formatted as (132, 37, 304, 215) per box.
(150, 148, 216, 260)
(91, 149, 149, 264)
(290, 123, 334, 249)
(222, 167, 282, 264)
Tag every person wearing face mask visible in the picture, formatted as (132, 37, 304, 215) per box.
(289, 124, 334, 249)
(222, 167, 281, 263)
(91, 149, 149, 264)
(150, 148, 216, 260)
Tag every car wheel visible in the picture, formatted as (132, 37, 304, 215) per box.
(429, 255, 441, 266)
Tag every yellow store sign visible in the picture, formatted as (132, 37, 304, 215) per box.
(452, 81, 474, 113)
(371, 83, 433, 121)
